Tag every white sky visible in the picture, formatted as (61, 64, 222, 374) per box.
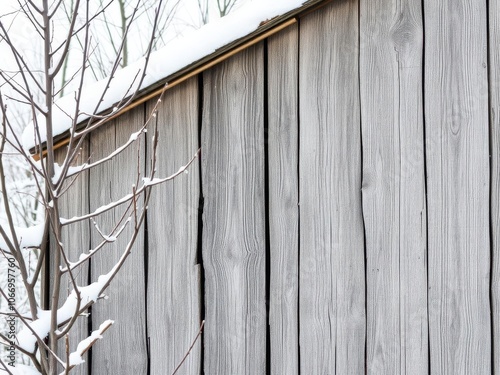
(0, 0, 246, 74)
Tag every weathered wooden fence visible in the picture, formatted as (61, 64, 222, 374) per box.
(55, 0, 500, 373)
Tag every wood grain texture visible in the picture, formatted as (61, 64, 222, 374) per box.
(88, 107, 148, 374)
(489, 0, 500, 372)
(298, 1, 366, 373)
(267, 24, 299, 375)
(145, 78, 201, 375)
(201, 43, 266, 374)
(359, 1, 427, 373)
(55, 143, 91, 375)
(424, 0, 491, 373)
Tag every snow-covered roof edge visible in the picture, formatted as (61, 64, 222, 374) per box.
(23, 0, 326, 152)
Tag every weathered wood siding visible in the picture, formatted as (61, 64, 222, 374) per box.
(425, 0, 491, 373)
(267, 23, 299, 375)
(56, 0, 500, 373)
(299, 1, 365, 373)
(146, 77, 201, 374)
(54, 143, 90, 375)
(201, 43, 266, 374)
(88, 110, 148, 374)
(491, 0, 500, 372)
(360, 1, 427, 373)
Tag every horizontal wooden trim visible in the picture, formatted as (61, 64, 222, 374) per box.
(32, 0, 331, 159)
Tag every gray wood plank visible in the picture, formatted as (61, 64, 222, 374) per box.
(490, 0, 500, 371)
(55, 143, 90, 375)
(201, 43, 266, 374)
(424, 1, 491, 373)
(298, 1, 365, 373)
(359, 1, 427, 374)
(145, 78, 201, 375)
(88, 107, 148, 375)
(267, 24, 299, 375)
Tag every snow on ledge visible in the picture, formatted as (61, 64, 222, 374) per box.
(22, 0, 305, 151)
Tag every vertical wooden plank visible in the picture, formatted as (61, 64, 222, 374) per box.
(424, 0, 491, 373)
(201, 43, 266, 374)
(299, 1, 365, 373)
(359, 1, 427, 373)
(49, 145, 90, 374)
(56, 143, 90, 375)
(89, 108, 147, 374)
(145, 78, 201, 374)
(267, 24, 299, 375)
(490, 0, 500, 371)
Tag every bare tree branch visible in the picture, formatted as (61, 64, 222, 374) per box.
(49, 0, 81, 78)
(171, 320, 205, 375)
(60, 150, 199, 226)
(0, 0, 195, 372)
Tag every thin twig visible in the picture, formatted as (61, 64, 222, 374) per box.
(171, 320, 205, 375)
(0, 358, 14, 375)
(60, 150, 199, 226)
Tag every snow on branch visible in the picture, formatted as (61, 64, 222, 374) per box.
(59, 218, 131, 273)
(0, 222, 45, 253)
(17, 271, 114, 353)
(66, 320, 113, 369)
(59, 149, 199, 226)
(52, 127, 147, 187)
